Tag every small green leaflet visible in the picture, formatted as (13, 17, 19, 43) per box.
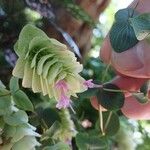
(109, 8, 139, 53)
(9, 76, 19, 94)
(12, 136, 40, 150)
(12, 90, 34, 112)
(4, 110, 28, 126)
(0, 95, 12, 115)
(130, 13, 150, 40)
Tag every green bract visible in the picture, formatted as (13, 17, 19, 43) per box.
(13, 24, 87, 101)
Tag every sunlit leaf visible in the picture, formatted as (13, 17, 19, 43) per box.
(17, 24, 48, 57)
(11, 125, 40, 143)
(12, 136, 40, 150)
(4, 110, 28, 126)
(130, 13, 150, 40)
(12, 57, 26, 78)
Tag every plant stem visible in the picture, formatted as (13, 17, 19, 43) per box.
(104, 111, 112, 132)
(98, 63, 111, 136)
(98, 105, 105, 136)
(101, 63, 111, 82)
(103, 87, 140, 94)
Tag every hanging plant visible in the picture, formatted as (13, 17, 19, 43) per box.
(12, 24, 88, 109)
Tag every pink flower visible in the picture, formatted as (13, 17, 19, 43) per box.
(83, 79, 94, 88)
(55, 80, 72, 109)
(56, 94, 71, 109)
(55, 80, 68, 93)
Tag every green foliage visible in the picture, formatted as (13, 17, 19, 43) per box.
(110, 8, 139, 53)
(39, 109, 77, 149)
(43, 142, 71, 150)
(0, 95, 12, 116)
(1, 1, 150, 149)
(9, 77, 19, 94)
(0, 80, 40, 150)
(130, 13, 150, 40)
(102, 112, 120, 136)
(4, 110, 28, 126)
(12, 90, 34, 111)
(97, 84, 125, 111)
(76, 132, 108, 150)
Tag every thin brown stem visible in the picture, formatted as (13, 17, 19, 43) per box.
(104, 111, 112, 132)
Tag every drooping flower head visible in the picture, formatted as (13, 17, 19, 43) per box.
(13, 24, 87, 108)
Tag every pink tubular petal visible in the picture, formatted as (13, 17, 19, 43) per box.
(55, 80, 68, 93)
(83, 79, 94, 88)
(56, 94, 71, 109)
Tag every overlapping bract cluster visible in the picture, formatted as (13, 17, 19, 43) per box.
(0, 111, 40, 150)
(0, 82, 40, 150)
(13, 24, 87, 108)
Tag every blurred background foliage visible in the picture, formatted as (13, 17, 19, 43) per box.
(0, 0, 150, 149)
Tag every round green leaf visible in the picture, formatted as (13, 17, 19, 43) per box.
(97, 83, 125, 111)
(110, 8, 139, 53)
(12, 90, 34, 112)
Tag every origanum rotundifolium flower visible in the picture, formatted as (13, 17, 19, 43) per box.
(13, 24, 93, 109)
